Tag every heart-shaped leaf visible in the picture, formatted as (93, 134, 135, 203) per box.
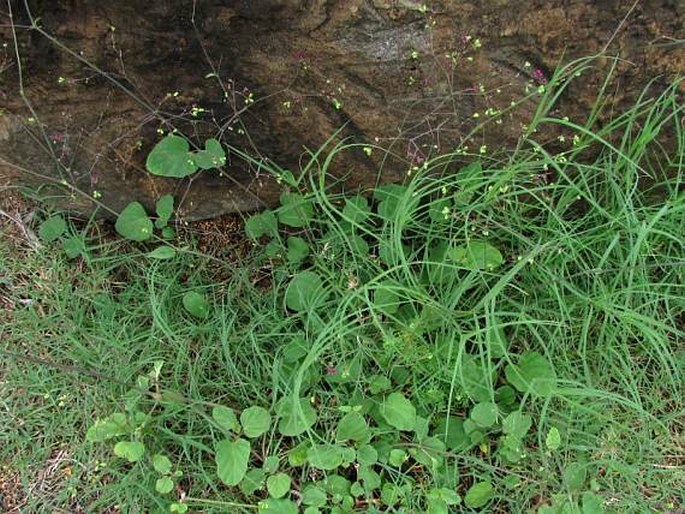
(147, 246, 176, 260)
(286, 236, 309, 264)
(464, 481, 494, 509)
(336, 412, 370, 442)
(155, 194, 174, 229)
(284, 271, 327, 312)
(451, 240, 503, 270)
(39, 216, 66, 243)
(216, 438, 250, 486)
(470, 402, 498, 428)
(155, 476, 174, 494)
(193, 138, 226, 170)
(277, 397, 317, 437)
(307, 444, 344, 470)
(278, 193, 314, 228)
(266, 473, 291, 499)
(212, 406, 239, 432)
(505, 351, 557, 397)
(245, 211, 278, 240)
(182, 291, 211, 319)
(152, 454, 172, 474)
(146, 135, 197, 178)
(113, 440, 145, 462)
(373, 281, 401, 314)
(86, 413, 130, 442)
(380, 392, 416, 432)
(259, 498, 298, 514)
(502, 412, 532, 439)
(115, 202, 153, 242)
(240, 406, 271, 438)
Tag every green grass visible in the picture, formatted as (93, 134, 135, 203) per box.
(1, 74, 684, 513)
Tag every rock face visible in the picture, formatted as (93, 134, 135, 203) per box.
(1, 0, 683, 219)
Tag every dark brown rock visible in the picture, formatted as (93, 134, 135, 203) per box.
(1, 0, 683, 219)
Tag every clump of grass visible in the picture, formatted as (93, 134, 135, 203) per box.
(1, 74, 683, 513)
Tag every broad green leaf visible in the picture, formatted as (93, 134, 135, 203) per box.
(415, 415, 430, 441)
(147, 246, 176, 260)
(381, 483, 401, 507)
(356, 445, 378, 466)
(265, 240, 283, 259)
(323, 475, 351, 496)
(358, 465, 381, 492)
(259, 498, 298, 514)
(212, 406, 239, 432)
(240, 468, 265, 496)
(563, 462, 587, 491)
(545, 426, 562, 451)
(505, 351, 557, 397)
(152, 454, 172, 474)
(240, 406, 271, 438)
(410, 437, 446, 470)
(62, 236, 85, 259)
(287, 441, 311, 467)
(451, 240, 503, 270)
(86, 413, 129, 442)
(495, 385, 517, 407)
(486, 317, 509, 358)
(115, 202, 153, 242)
(428, 487, 461, 513)
(427, 496, 448, 514)
(161, 226, 176, 239)
(182, 291, 211, 319)
(368, 374, 391, 394)
(154, 194, 174, 228)
(277, 397, 317, 437)
(284, 271, 327, 312)
(336, 412, 369, 442)
(170, 502, 188, 513)
(302, 484, 327, 506)
(388, 449, 407, 467)
(113, 441, 145, 462)
(266, 473, 291, 499)
(431, 487, 461, 505)
(286, 236, 309, 264)
(373, 184, 407, 202)
(460, 355, 494, 403)
(347, 234, 369, 256)
(245, 211, 278, 239)
(307, 444, 344, 470)
(262, 455, 280, 473)
(155, 476, 174, 494)
(582, 491, 605, 514)
(502, 412, 532, 439)
(470, 402, 498, 428)
(373, 282, 401, 314)
(39, 216, 66, 243)
(146, 135, 197, 178)
(215, 438, 250, 486)
(434, 417, 470, 451)
(278, 193, 314, 227)
(380, 392, 416, 431)
(342, 196, 371, 223)
(374, 184, 407, 221)
(193, 138, 226, 170)
(282, 336, 308, 363)
(464, 480, 495, 509)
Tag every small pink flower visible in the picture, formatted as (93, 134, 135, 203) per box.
(532, 68, 548, 84)
(326, 367, 337, 376)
